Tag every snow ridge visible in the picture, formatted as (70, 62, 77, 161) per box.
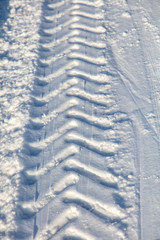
(0, 0, 42, 238)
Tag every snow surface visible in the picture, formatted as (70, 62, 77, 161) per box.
(0, 0, 160, 239)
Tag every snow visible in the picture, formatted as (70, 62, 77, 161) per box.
(0, 0, 160, 239)
(0, 0, 42, 237)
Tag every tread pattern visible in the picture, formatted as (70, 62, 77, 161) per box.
(17, 0, 138, 239)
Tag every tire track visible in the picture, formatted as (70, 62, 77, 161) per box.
(63, 190, 126, 221)
(32, 79, 78, 106)
(25, 120, 78, 155)
(64, 159, 118, 187)
(67, 69, 109, 83)
(23, 145, 79, 183)
(30, 99, 79, 128)
(35, 207, 79, 240)
(66, 109, 114, 129)
(17, 0, 138, 239)
(20, 174, 79, 217)
(63, 227, 96, 240)
(65, 132, 118, 156)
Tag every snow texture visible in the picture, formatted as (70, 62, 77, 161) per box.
(0, 0, 160, 239)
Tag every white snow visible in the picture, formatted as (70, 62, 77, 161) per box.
(1, 0, 160, 239)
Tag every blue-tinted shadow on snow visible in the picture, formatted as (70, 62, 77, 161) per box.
(0, 0, 9, 29)
(0, 0, 10, 60)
